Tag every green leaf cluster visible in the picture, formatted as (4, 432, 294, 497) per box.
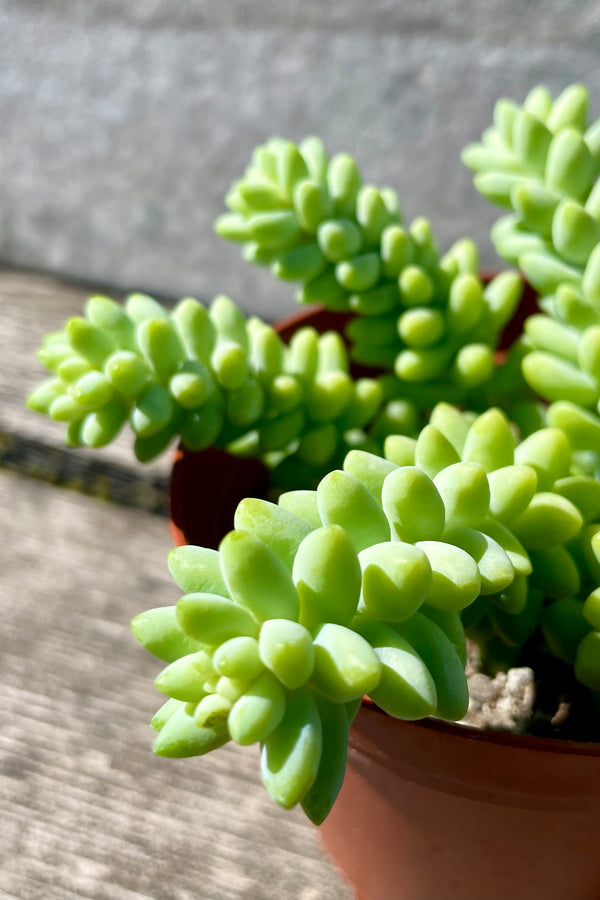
(28, 292, 385, 472)
(216, 137, 523, 397)
(133, 403, 600, 820)
(465, 84, 600, 473)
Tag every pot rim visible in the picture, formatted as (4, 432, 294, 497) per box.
(362, 696, 600, 757)
(269, 302, 329, 332)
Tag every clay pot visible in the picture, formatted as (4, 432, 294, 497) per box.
(169, 446, 269, 548)
(319, 703, 600, 900)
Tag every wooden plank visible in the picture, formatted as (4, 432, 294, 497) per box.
(0, 471, 352, 900)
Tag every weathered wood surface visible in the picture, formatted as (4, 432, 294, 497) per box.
(0, 471, 353, 900)
(0, 269, 171, 514)
(0, 268, 352, 897)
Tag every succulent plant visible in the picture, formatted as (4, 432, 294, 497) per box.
(28, 292, 389, 477)
(216, 138, 524, 399)
(27, 81, 600, 825)
(464, 84, 600, 474)
(132, 402, 600, 820)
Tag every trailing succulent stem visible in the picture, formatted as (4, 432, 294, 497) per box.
(28, 292, 391, 480)
(465, 84, 600, 473)
(216, 137, 524, 402)
(133, 404, 600, 821)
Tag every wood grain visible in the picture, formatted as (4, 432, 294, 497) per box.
(0, 471, 352, 900)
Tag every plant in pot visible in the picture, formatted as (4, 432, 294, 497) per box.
(27, 83, 600, 900)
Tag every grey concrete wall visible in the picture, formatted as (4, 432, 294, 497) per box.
(2, 1, 600, 319)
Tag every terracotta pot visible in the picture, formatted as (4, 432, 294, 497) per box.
(320, 703, 600, 900)
(169, 446, 269, 548)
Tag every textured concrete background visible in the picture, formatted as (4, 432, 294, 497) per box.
(3, 1, 600, 318)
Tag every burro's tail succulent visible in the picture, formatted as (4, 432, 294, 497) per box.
(464, 83, 600, 474)
(26, 84, 600, 824)
(216, 137, 523, 399)
(27, 291, 387, 476)
(132, 403, 600, 822)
